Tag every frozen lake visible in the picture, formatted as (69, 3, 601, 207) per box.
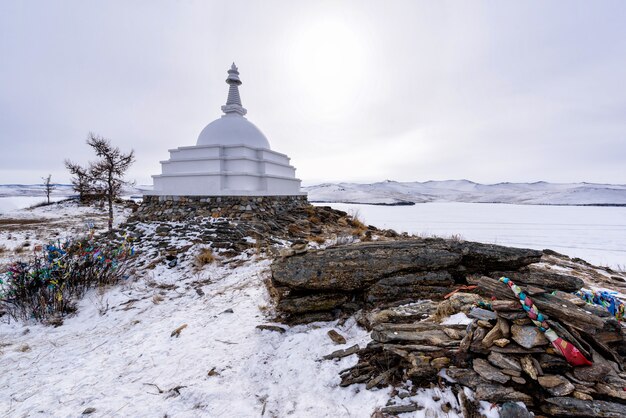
(319, 202, 626, 269)
(0, 196, 67, 213)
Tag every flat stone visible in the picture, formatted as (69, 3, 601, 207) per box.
(475, 384, 533, 404)
(327, 329, 346, 344)
(572, 390, 593, 401)
(380, 404, 423, 414)
(473, 358, 510, 384)
(277, 293, 348, 314)
(323, 344, 360, 360)
(501, 369, 522, 377)
(539, 375, 575, 396)
(520, 355, 538, 380)
(488, 351, 522, 372)
(542, 397, 626, 417)
(442, 327, 466, 340)
(572, 350, 614, 383)
(498, 317, 511, 338)
(494, 338, 511, 347)
(256, 324, 286, 333)
(538, 353, 569, 372)
(595, 382, 626, 401)
(468, 307, 498, 321)
(511, 376, 526, 384)
(493, 270, 585, 293)
(511, 324, 549, 348)
(499, 402, 533, 418)
(444, 368, 483, 389)
(482, 324, 503, 347)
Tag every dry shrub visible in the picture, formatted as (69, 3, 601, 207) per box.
(1, 237, 132, 322)
(0, 245, 7, 254)
(195, 248, 215, 267)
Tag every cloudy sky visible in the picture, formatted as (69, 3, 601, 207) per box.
(1, 1, 625, 186)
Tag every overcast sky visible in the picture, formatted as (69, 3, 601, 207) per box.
(1, 1, 625, 186)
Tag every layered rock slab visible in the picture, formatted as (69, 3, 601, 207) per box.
(270, 238, 542, 322)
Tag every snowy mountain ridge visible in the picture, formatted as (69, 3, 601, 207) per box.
(304, 180, 626, 206)
(0, 184, 153, 198)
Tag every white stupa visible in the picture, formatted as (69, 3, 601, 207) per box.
(149, 64, 303, 196)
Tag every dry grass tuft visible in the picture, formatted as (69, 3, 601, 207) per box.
(448, 233, 464, 242)
(348, 210, 368, 234)
(287, 224, 302, 235)
(195, 248, 215, 267)
(310, 236, 326, 245)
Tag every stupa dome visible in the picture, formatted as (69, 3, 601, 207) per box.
(148, 63, 304, 197)
(197, 113, 270, 149)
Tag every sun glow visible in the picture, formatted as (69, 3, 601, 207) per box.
(287, 18, 368, 117)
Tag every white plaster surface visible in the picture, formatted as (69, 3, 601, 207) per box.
(196, 114, 270, 149)
(149, 65, 303, 196)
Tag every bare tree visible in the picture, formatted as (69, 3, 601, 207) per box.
(65, 160, 95, 204)
(42, 174, 55, 204)
(64, 134, 135, 229)
(87, 133, 135, 230)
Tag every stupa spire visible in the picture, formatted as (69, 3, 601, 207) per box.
(221, 62, 247, 116)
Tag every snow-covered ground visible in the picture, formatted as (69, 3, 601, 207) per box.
(320, 202, 626, 269)
(0, 184, 153, 212)
(0, 196, 68, 213)
(1, 257, 395, 417)
(0, 200, 132, 261)
(1, 202, 477, 418)
(306, 180, 626, 206)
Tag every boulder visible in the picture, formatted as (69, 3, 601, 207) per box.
(271, 240, 462, 291)
(271, 239, 541, 291)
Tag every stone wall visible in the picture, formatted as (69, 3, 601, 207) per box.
(131, 194, 309, 221)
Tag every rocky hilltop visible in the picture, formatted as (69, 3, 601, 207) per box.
(115, 199, 626, 417)
(3, 198, 625, 417)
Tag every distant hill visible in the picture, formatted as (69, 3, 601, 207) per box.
(4, 181, 626, 206)
(0, 184, 153, 198)
(304, 180, 626, 206)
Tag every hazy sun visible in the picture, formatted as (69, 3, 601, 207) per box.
(287, 18, 368, 116)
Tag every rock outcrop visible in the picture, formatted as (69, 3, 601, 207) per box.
(270, 238, 542, 323)
(269, 238, 626, 417)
